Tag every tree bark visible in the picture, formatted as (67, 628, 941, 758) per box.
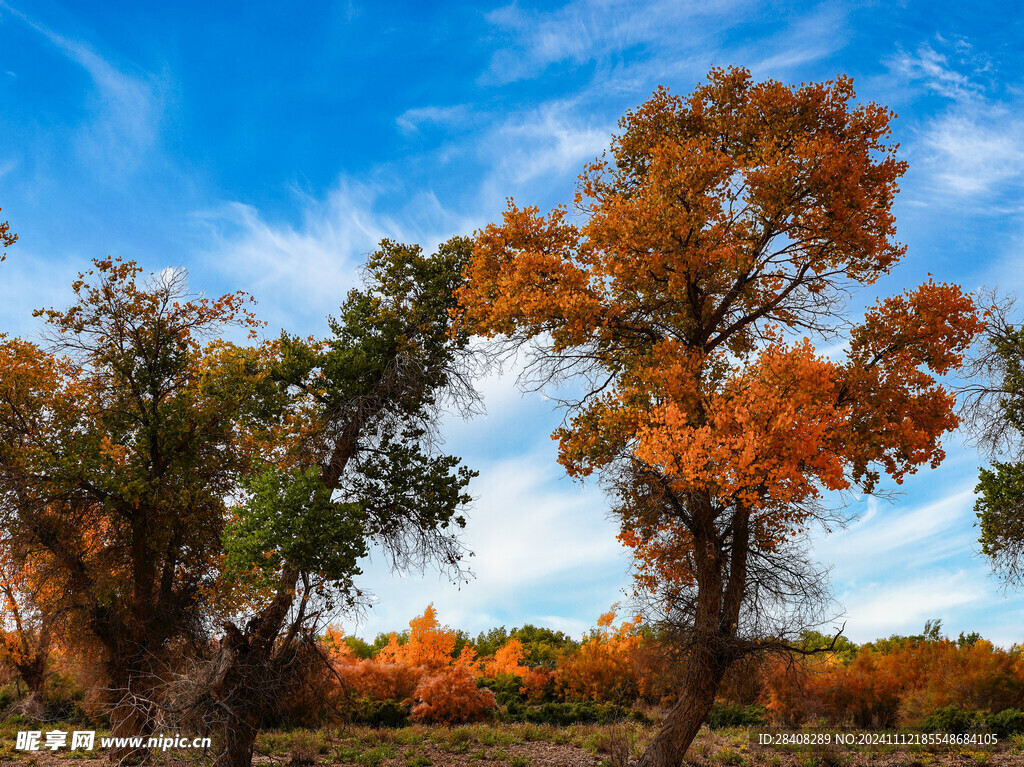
(107, 671, 158, 765)
(207, 567, 300, 767)
(637, 501, 751, 766)
(637, 655, 726, 767)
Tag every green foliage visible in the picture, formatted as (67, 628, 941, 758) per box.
(704, 703, 767, 729)
(976, 462, 1024, 555)
(958, 631, 983, 648)
(965, 316, 1024, 585)
(500, 701, 643, 726)
(474, 625, 580, 667)
(252, 236, 478, 597)
(473, 627, 510, 660)
(478, 674, 525, 707)
(921, 706, 981, 734)
(343, 636, 379, 660)
(797, 630, 859, 664)
(349, 697, 410, 728)
(986, 708, 1024, 738)
(223, 466, 366, 590)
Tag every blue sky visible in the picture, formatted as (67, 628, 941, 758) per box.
(2, 0, 1023, 645)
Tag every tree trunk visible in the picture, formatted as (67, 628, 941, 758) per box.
(207, 567, 300, 767)
(637, 654, 727, 767)
(107, 682, 157, 765)
(636, 499, 751, 766)
(214, 715, 258, 767)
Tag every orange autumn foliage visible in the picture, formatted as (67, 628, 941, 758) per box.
(0, 207, 15, 262)
(761, 638, 1024, 728)
(556, 609, 645, 704)
(374, 604, 474, 671)
(457, 68, 985, 762)
(410, 666, 496, 724)
(483, 637, 528, 678)
(457, 66, 983, 590)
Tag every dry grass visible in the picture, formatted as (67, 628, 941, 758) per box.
(0, 717, 1021, 766)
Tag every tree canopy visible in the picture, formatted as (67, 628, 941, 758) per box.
(457, 67, 983, 765)
(0, 258, 268, 758)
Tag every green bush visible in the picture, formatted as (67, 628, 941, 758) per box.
(984, 708, 1024, 738)
(705, 702, 766, 729)
(500, 700, 643, 725)
(351, 697, 410, 728)
(922, 706, 981, 734)
(478, 674, 525, 707)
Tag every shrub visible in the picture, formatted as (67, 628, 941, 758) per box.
(519, 667, 557, 703)
(411, 666, 496, 724)
(985, 708, 1024, 738)
(922, 706, 980, 734)
(500, 700, 638, 725)
(352, 697, 410, 728)
(477, 674, 525, 707)
(705, 702, 767, 729)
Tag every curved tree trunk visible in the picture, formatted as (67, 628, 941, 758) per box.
(638, 499, 751, 766)
(209, 567, 300, 767)
(637, 651, 727, 767)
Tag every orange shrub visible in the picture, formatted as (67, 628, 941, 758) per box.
(519, 667, 556, 702)
(556, 608, 644, 704)
(410, 666, 496, 724)
(761, 637, 1024, 727)
(331, 657, 421, 702)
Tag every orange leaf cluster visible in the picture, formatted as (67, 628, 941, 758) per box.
(410, 666, 497, 725)
(457, 67, 985, 591)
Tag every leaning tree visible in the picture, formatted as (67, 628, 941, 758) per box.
(457, 67, 983, 764)
(198, 237, 479, 767)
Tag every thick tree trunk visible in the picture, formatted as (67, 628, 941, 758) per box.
(107, 678, 157, 765)
(637, 657, 726, 767)
(214, 714, 259, 767)
(207, 567, 300, 767)
(637, 498, 752, 766)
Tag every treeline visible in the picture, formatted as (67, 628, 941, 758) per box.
(10, 604, 1020, 735)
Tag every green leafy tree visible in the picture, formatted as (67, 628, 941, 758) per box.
(203, 238, 478, 767)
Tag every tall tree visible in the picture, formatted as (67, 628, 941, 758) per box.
(457, 68, 982, 764)
(200, 238, 477, 767)
(0, 259, 266, 762)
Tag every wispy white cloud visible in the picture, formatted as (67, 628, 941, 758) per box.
(919, 108, 1024, 198)
(888, 40, 985, 100)
(745, 4, 848, 76)
(396, 104, 472, 134)
(816, 486, 976, 573)
(340, 451, 629, 639)
(837, 571, 987, 641)
(890, 36, 1023, 206)
(489, 100, 611, 186)
(481, 0, 746, 85)
(194, 182, 390, 332)
(194, 176, 484, 334)
(0, 1, 163, 174)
